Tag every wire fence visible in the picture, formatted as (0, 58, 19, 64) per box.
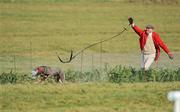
(0, 51, 180, 75)
(0, 42, 105, 74)
(0, 38, 180, 75)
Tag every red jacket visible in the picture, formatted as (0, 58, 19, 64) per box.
(132, 25, 170, 61)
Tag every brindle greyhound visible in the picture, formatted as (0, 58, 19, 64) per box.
(31, 66, 65, 83)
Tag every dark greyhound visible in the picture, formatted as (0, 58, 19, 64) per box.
(31, 66, 65, 83)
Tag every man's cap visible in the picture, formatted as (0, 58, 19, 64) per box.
(145, 24, 154, 29)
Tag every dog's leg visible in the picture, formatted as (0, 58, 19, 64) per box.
(36, 76, 47, 83)
(53, 74, 63, 83)
(54, 75, 60, 83)
(59, 80, 63, 84)
(59, 72, 65, 83)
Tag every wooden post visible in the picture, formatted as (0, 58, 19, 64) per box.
(100, 41, 102, 70)
(81, 51, 84, 74)
(13, 55, 16, 73)
(30, 39, 32, 70)
(92, 54, 94, 70)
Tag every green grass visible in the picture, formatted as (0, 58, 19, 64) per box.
(0, 82, 180, 112)
(0, 0, 180, 54)
(1, 66, 179, 84)
(0, 1, 180, 112)
(0, 0, 180, 73)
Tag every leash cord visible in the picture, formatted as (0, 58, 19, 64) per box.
(57, 25, 130, 63)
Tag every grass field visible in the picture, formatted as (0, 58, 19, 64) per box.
(1, 82, 180, 112)
(1, 0, 180, 54)
(0, 1, 180, 112)
(0, 0, 180, 73)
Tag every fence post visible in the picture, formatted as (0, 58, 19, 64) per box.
(13, 55, 16, 73)
(100, 41, 102, 70)
(0, 56, 1, 74)
(81, 51, 84, 74)
(30, 39, 33, 71)
(92, 54, 94, 70)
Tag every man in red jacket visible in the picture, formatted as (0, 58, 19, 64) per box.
(128, 17, 173, 81)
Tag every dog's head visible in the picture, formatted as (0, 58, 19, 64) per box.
(31, 69, 38, 79)
(31, 66, 45, 79)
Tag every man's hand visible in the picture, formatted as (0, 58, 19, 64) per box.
(128, 17, 134, 25)
(168, 52, 174, 60)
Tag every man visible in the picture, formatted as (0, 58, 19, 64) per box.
(128, 17, 173, 81)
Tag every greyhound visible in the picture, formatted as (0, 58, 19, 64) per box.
(31, 66, 65, 83)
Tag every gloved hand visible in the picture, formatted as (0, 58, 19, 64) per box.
(128, 17, 134, 25)
(168, 52, 174, 60)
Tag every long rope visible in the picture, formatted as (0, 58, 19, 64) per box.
(57, 25, 130, 63)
